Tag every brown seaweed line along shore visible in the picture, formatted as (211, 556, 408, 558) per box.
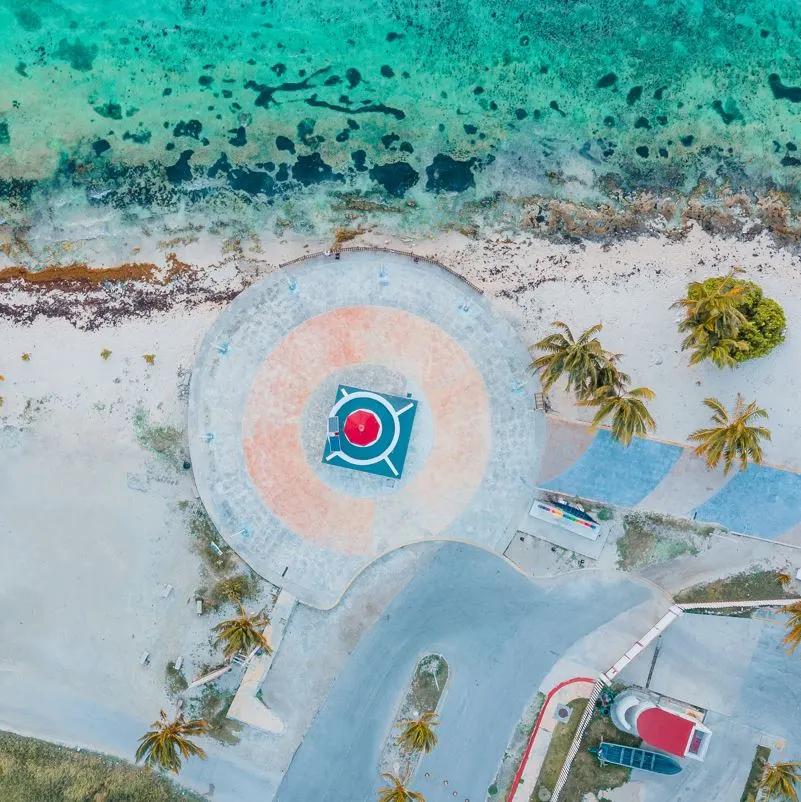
(0, 253, 191, 288)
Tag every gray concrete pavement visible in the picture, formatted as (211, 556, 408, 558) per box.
(646, 615, 765, 715)
(733, 617, 801, 744)
(188, 250, 543, 608)
(638, 712, 759, 802)
(618, 613, 801, 802)
(275, 543, 656, 802)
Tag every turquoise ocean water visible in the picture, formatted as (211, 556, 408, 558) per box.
(1, 0, 801, 242)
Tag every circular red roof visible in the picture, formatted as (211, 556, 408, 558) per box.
(343, 409, 381, 447)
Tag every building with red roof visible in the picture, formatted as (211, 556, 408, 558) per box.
(611, 692, 712, 761)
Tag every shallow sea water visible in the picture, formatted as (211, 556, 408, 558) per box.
(1, 0, 801, 241)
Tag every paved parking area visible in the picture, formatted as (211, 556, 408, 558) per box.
(275, 543, 657, 802)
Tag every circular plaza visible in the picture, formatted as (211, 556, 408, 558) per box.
(188, 249, 543, 608)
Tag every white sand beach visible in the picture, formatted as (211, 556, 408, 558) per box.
(1, 222, 800, 800)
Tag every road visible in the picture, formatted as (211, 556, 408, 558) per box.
(275, 543, 656, 802)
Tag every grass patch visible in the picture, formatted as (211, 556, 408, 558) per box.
(617, 511, 711, 570)
(205, 570, 262, 612)
(740, 744, 770, 802)
(133, 408, 186, 471)
(0, 729, 205, 801)
(379, 655, 449, 778)
(675, 569, 797, 604)
(409, 654, 449, 714)
(559, 708, 641, 801)
(165, 662, 189, 698)
(532, 698, 588, 800)
(179, 500, 237, 575)
(191, 686, 243, 746)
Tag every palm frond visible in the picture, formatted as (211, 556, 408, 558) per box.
(761, 760, 801, 802)
(588, 386, 657, 446)
(690, 395, 771, 475)
(212, 604, 271, 661)
(397, 711, 439, 754)
(135, 710, 209, 774)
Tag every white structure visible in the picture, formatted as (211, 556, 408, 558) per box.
(529, 500, 601, 541)
(612, 692, 712, 762)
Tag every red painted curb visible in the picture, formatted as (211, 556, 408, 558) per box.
(506, 676, 595, 802)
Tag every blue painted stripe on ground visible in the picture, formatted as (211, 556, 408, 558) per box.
(693, 464, 801, 539)
(541, 429, 683, 507)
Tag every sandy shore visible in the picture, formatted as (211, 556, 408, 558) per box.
(1, 222, 799, 799)
(9, 221, 794, 457)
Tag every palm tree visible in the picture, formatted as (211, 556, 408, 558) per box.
(688, 395, 771, 475)
(683, 329, 749, 369)
(580, 386, 656, 446)
(212, 604, 271, 661)
(135, 710, 209, 774)
(377, 771, 425, 802)
(397, 711, 439, 754)
(781, 602, 801, 654)
(591, 352, 631, 399)
(759, 759, 801, 801)
(672, 269, 749, 367)
(530, 322, 606, 397)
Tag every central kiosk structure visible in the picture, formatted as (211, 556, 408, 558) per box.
(323, 385, 418, 479)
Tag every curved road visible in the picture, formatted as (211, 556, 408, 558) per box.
(276, 544, 656, 801)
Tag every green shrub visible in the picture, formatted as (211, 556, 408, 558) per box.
(739, 296, 786, 361)
(686, 276, 785, 363)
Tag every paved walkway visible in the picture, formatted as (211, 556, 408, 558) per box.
(189, 250, 543, 608)
(189, 251, 543, 608)
(227, 590, 296, 733)
(273, 544, 658, 802)
(539, 417, 801, 543)
(509, 677, 595, 802)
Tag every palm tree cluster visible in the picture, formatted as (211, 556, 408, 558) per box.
(376, 711, 440, 801)
(672, 268, 786, 368)
(530, 321, 655, 446)
(136, 603, 272, 775)
(531, 322, 772, 465)
(672, 268, 749, 368)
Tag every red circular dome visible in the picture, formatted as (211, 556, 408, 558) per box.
(343, 409, 381, 446)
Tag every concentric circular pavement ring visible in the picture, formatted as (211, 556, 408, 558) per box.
(188, 250, 544, 609)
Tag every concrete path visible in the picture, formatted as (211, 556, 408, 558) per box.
(275, 543, 658, 802)
(189, 250, 543, 608)
(539, 417, 801, 543)
(227, 590, 296, 733)
(510, 677, 596, 802)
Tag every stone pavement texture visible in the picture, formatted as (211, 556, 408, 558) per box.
(189, 250, 542, 608)
(539, 417, 801, 543)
